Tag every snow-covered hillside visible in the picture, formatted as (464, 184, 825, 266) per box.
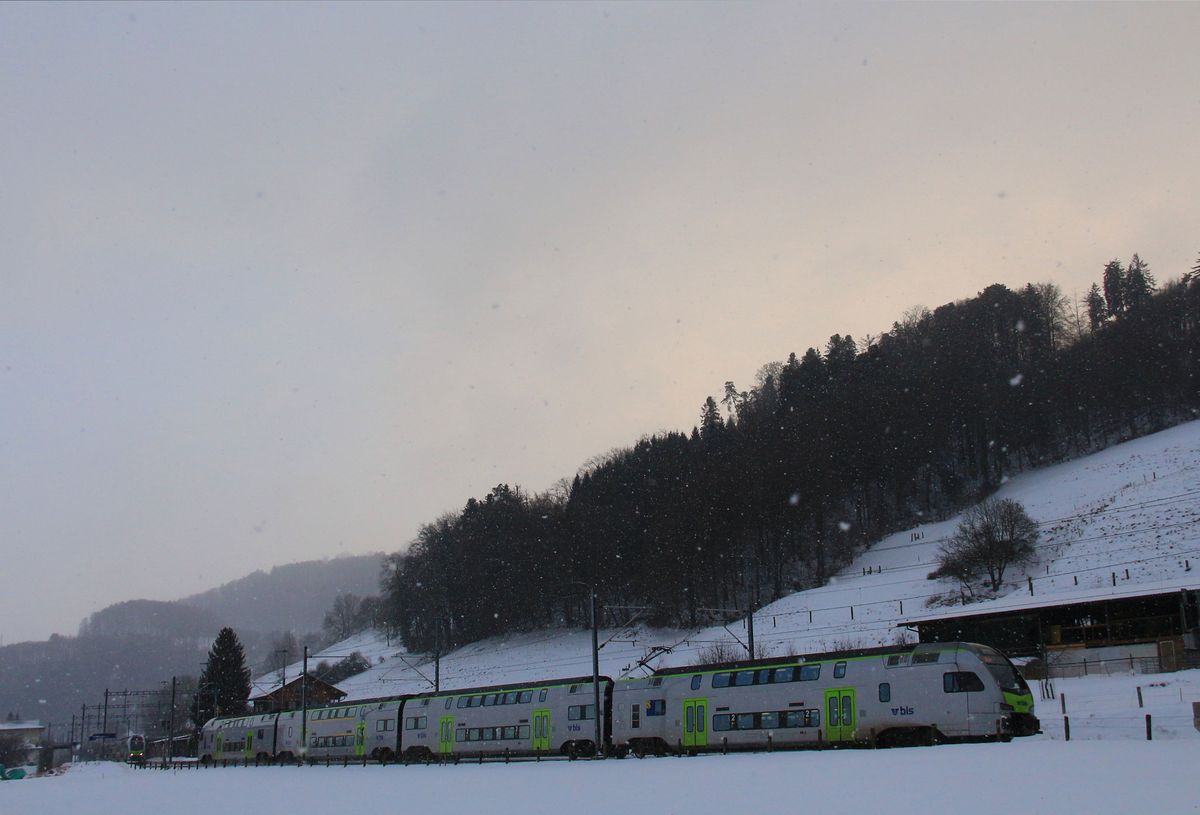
(256, 421, 1200, 712)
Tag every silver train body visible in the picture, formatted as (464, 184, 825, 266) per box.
(612, 641, 1037, 754)
(199, 642, 1036, 762)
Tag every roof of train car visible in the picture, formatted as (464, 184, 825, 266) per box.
(405, 674, 613, 700)
(649, 641, 965, 677)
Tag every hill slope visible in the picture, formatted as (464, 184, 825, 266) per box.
(292, 420, 1200, 698)
(180, 553, 384, 637)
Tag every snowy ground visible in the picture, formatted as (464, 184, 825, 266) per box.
(5, 740, 1199, 815)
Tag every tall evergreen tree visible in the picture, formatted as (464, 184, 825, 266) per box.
(191, 627, 251, 728)
(1102, 259, 1125, 319)
(1085, 283, 1107, 332)
(1124, 253, 1156, 313)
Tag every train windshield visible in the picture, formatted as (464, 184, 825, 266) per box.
(974, 649, 1028, 693)
(130, 736, 145, 748)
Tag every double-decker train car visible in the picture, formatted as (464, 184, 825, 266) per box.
(611, 641, 1037, 754)
(198, 641, 1036, 764)
(304, 699, 403, 761)
(199, 712, 281, 763)
(401, 676, 611, 760)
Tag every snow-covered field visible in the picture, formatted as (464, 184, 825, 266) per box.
(6, 740, 1200, 815)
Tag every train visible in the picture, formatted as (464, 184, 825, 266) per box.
(126, 734, 146, 764)
(199, 641, 1038, 764)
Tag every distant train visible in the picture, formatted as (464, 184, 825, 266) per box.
(200, 641, 1038, 764)
(126, 734, 146, 764)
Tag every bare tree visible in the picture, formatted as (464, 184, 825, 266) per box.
(322, 593, 363, 644)
(935, 497, 1038, 592)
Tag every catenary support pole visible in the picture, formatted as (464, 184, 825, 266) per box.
(301, 646, 309, 760)
(591, 586, 602, 758)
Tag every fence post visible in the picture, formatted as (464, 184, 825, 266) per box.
(1137, 687, 1143, 708)
(1060, 693, 1067, 715)
(1145, 714, 1152, 741)
(1063, 716, 1070, 741)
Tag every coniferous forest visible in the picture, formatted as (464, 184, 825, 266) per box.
(382, 256, 1200, 652)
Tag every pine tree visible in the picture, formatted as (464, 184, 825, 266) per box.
(191, 627, 251, 728)
(1102, 259, 1125, 319)
(1124, 253, 1156, 313)
(1085, 283, 1107, 332)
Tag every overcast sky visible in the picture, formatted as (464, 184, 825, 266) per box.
(2, 2, 1198, 644)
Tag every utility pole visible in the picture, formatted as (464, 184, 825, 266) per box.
(591, 585, 602, 758)
(301, 645, 308, 758)
(167, 677, 177, 763)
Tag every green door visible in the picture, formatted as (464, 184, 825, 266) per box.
(682, 698, 709, 749)
(438, 716, 455, 754)
(355, 721, 366, 757)
(532, 709, 551, 752)
(215, 732, 224, 759)
(244, 730, 254, 761)
(823, 688, 856, 743)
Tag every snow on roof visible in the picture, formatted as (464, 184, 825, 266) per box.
(898, 574, 1200, 626)
(0, 721, 43, 731)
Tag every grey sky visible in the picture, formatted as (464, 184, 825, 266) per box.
(2, 2, 1198, 644)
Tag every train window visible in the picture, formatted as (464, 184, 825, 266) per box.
(445, 698, 452, 709)
(520, 691, 533, 703)
(455, 730, 465, 742)
(799, 665, 820, 681)
(504, 692, 517, 705)
(420, 699, 430, 707)
(569, 684, 581, 693)
(886, 655, 903, 667)
(712, 673, 731, 688)
(257, 729, 264, 739)
(686, 706, 694, 732)
(646, 700, 666, 716)
(519, 725, 530, 739)
(912, 652, 940, 664)
(834, 662, 847, 679)
(736, 713, 756, 730)
(712, 714, 732, 731)
(772, 667, 794, 683)
(696, 705, 706, 733)
(649, 678, 663, 687)
(734, 671, 755, 687)
(760, 712, 779, 729)
(482, 694, 494, 706)
(690, 675, 701, 691)
(756, 669, 771, 685)
(456, 697, 467, 709)
(568, 704, 596, 721)
(879, 683, 891, 703)
(539, 689, 548, 702)
(631, 704, 640, 728)
(943, 672, 985, 693)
